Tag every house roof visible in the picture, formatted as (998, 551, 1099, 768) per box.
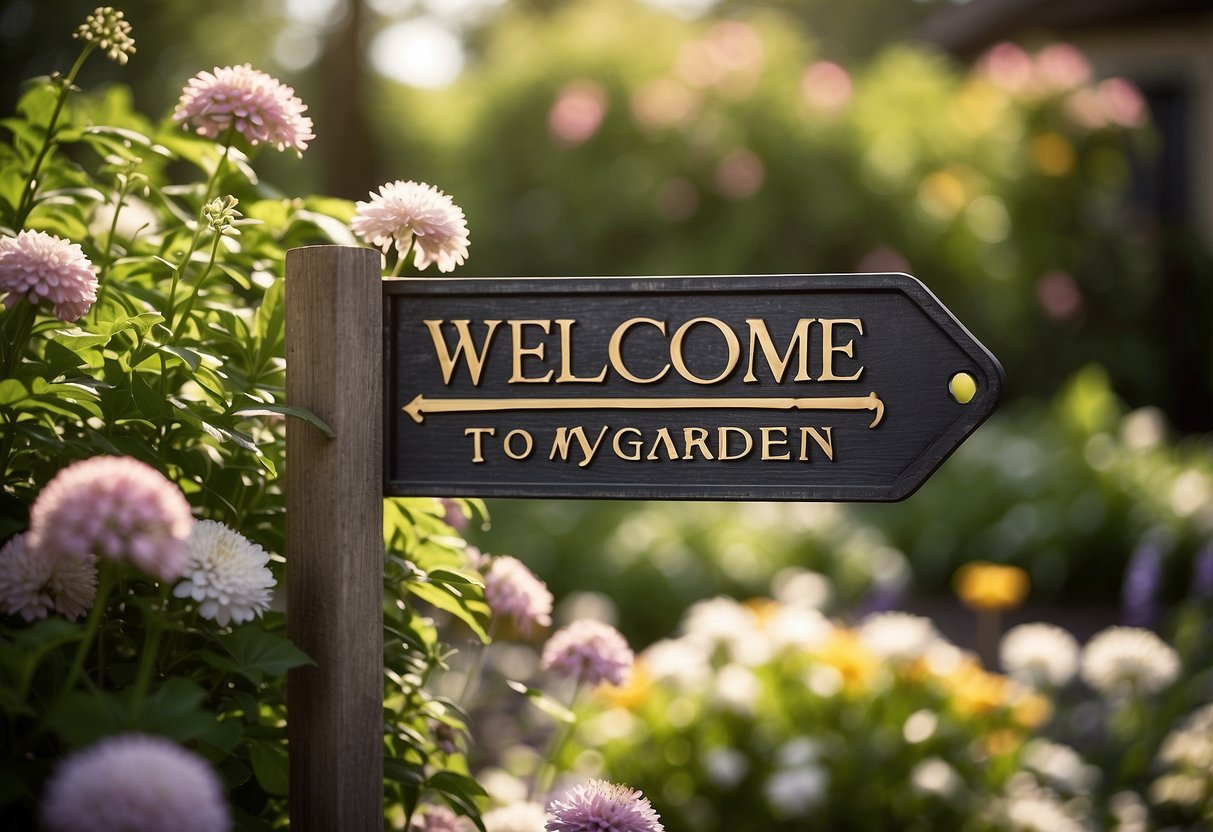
(920, 0, 1213, 55)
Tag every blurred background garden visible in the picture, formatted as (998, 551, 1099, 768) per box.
(3, 0, 1213, 829)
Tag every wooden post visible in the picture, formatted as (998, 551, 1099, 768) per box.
(285, 245, 383, 831)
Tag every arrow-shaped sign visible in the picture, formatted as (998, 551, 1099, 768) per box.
(402, 392, 885, 428)
(383, 273, 1004, 501)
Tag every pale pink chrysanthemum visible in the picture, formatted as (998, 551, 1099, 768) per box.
(41, 733, 230, 832)
(173, 64, 314, 156)
(351, 180, 470, 273)
(173, 520, 275, 626)
(0, 230, 98, 322)
(484, 555, 553, 637)
(541, 619, 634, 688)
(546, 780, 664, 832)
(414, 804, 474, 832)
(28, 456, 194, 582)
(0, 533, 96, 622)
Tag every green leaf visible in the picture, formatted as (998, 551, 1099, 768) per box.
(232, 403, 334, 438)
(406, 581, 490, 644)
(247, 739, 289, 796)
(430, 770, 488, 832)
(506, 680, 577, 723)
(219, 626, 314, 684)
(426, 568, 484, 587)
(136, 677, 216, 741)
(0, 379, 28, 406)
(383, 758, 427, 787)
(47, 690, 130, 745)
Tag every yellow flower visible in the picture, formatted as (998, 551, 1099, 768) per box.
(1011, 691, 1053, 729)
(600, 662, 652, 712)
(983, 728, 1024, 757)
(954, 561, 1030, 612)
(945, 659, 1011, 717)
(813, 629, 880, 693)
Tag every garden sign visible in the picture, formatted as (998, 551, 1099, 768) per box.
(282, 246, 1004, 830)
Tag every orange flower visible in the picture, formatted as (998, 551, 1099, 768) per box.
(954, 561, 1029, 611)
(600, 662, 652, 712)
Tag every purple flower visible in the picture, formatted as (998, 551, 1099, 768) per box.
(0, 533, 96, 621)
(0, 230, 98, 322)
(351, 180, 470, 273)
(546, 780, 664, 832)
(484, 555, 553, 637)
(173, 64, 314, 156)
(28, 456, 194, 581)
(541, 619, 633, 688)
(1122, 537, 1163, 628)
(40, 733, 230, 832)
(1191, 542, 1213, 600)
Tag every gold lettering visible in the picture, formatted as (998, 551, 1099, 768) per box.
(744, 318, 814, 383)
(550, 425, 611, 468)
(608, 318, 670, 384)
(717, 426, 753, 460)
(425, 320, 501, 386)
(760, 426, 791, 460)
(555, 320, 609, 383)
(508, 320, 554, 383)
(670, 317, 740, 385)
(646, 427, 679, 460)
(818, 318, 864, 382)
(799, 426, 835, 461)
(464, 427, 495, 463)
(503, 429, 534, 460)
(613, 426, 644, 460)
(681, 427, 714, 460)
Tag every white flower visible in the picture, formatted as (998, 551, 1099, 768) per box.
(1000, 622, 1080, 687)
(710, 663, 760, 713)
(641, 638, 711, 689)
(858, 611, 939, 661)
(1022, 739, 1099, 795)
(680, 596, 767, 664)
(0, 533, 96, 621)
(910, 758, 961, 799)
(1079, 626, 1180, 696)
(703, 749, 748, 789)
(764, 765, 827, 818)
(483, 801, 547, 832)
(351, 180, 469, 272)
(992, 780, 1090, 832)
(766, 605, 833, 653)
(173, 521, 275, 626)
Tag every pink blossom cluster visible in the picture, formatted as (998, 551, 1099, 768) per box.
(977, 42, 1147, 129)
(173, 63, 314, 156)
(546, 779, 664, 832)
(28, 456, 194, 581)
(0, 230, 97, 322)
(41, 733, 229, 832)
(541, 619, 634, 688)
(483, 555, 553, 637)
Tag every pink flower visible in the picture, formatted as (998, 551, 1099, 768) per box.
(802, 61, 852, 114)
(0, 230, 98, 321)
(484, 555, 553, 637)
(41, 734, 230, 832)
(351, 180, 470, 273)
(541, 619, 633, 688)
(546, 780, 664, 832)
(549, 80, 608, 148)
(0, 533, 96, 622)
(173, 64, 314, 156)
(28, 456, 194, 582)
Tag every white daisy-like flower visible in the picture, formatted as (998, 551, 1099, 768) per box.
(173, 521, 275, 626)
(1022, 739, 1099, 795)
(351, 180, 470, 272)
(857, 611, 939, 661)
(1079, 626, 1180, 696)
(1000, 622, 1080, 687)
(910, 757, 961, 799)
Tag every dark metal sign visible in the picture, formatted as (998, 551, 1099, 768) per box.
(383, 274, 1003, 501)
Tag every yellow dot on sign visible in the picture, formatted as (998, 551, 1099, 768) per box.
(949, 372, 977, 404)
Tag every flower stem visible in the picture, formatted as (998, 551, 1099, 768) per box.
(164, 135, 233, 331)
(14, 44, 95, 228)
(62, 562, 114, 697)
(130, 581, 172, 719)
(533, 681, 584, 800)
(1, 298, 38, 380)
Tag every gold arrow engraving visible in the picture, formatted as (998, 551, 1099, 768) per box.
(403, 392, 885, 428)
